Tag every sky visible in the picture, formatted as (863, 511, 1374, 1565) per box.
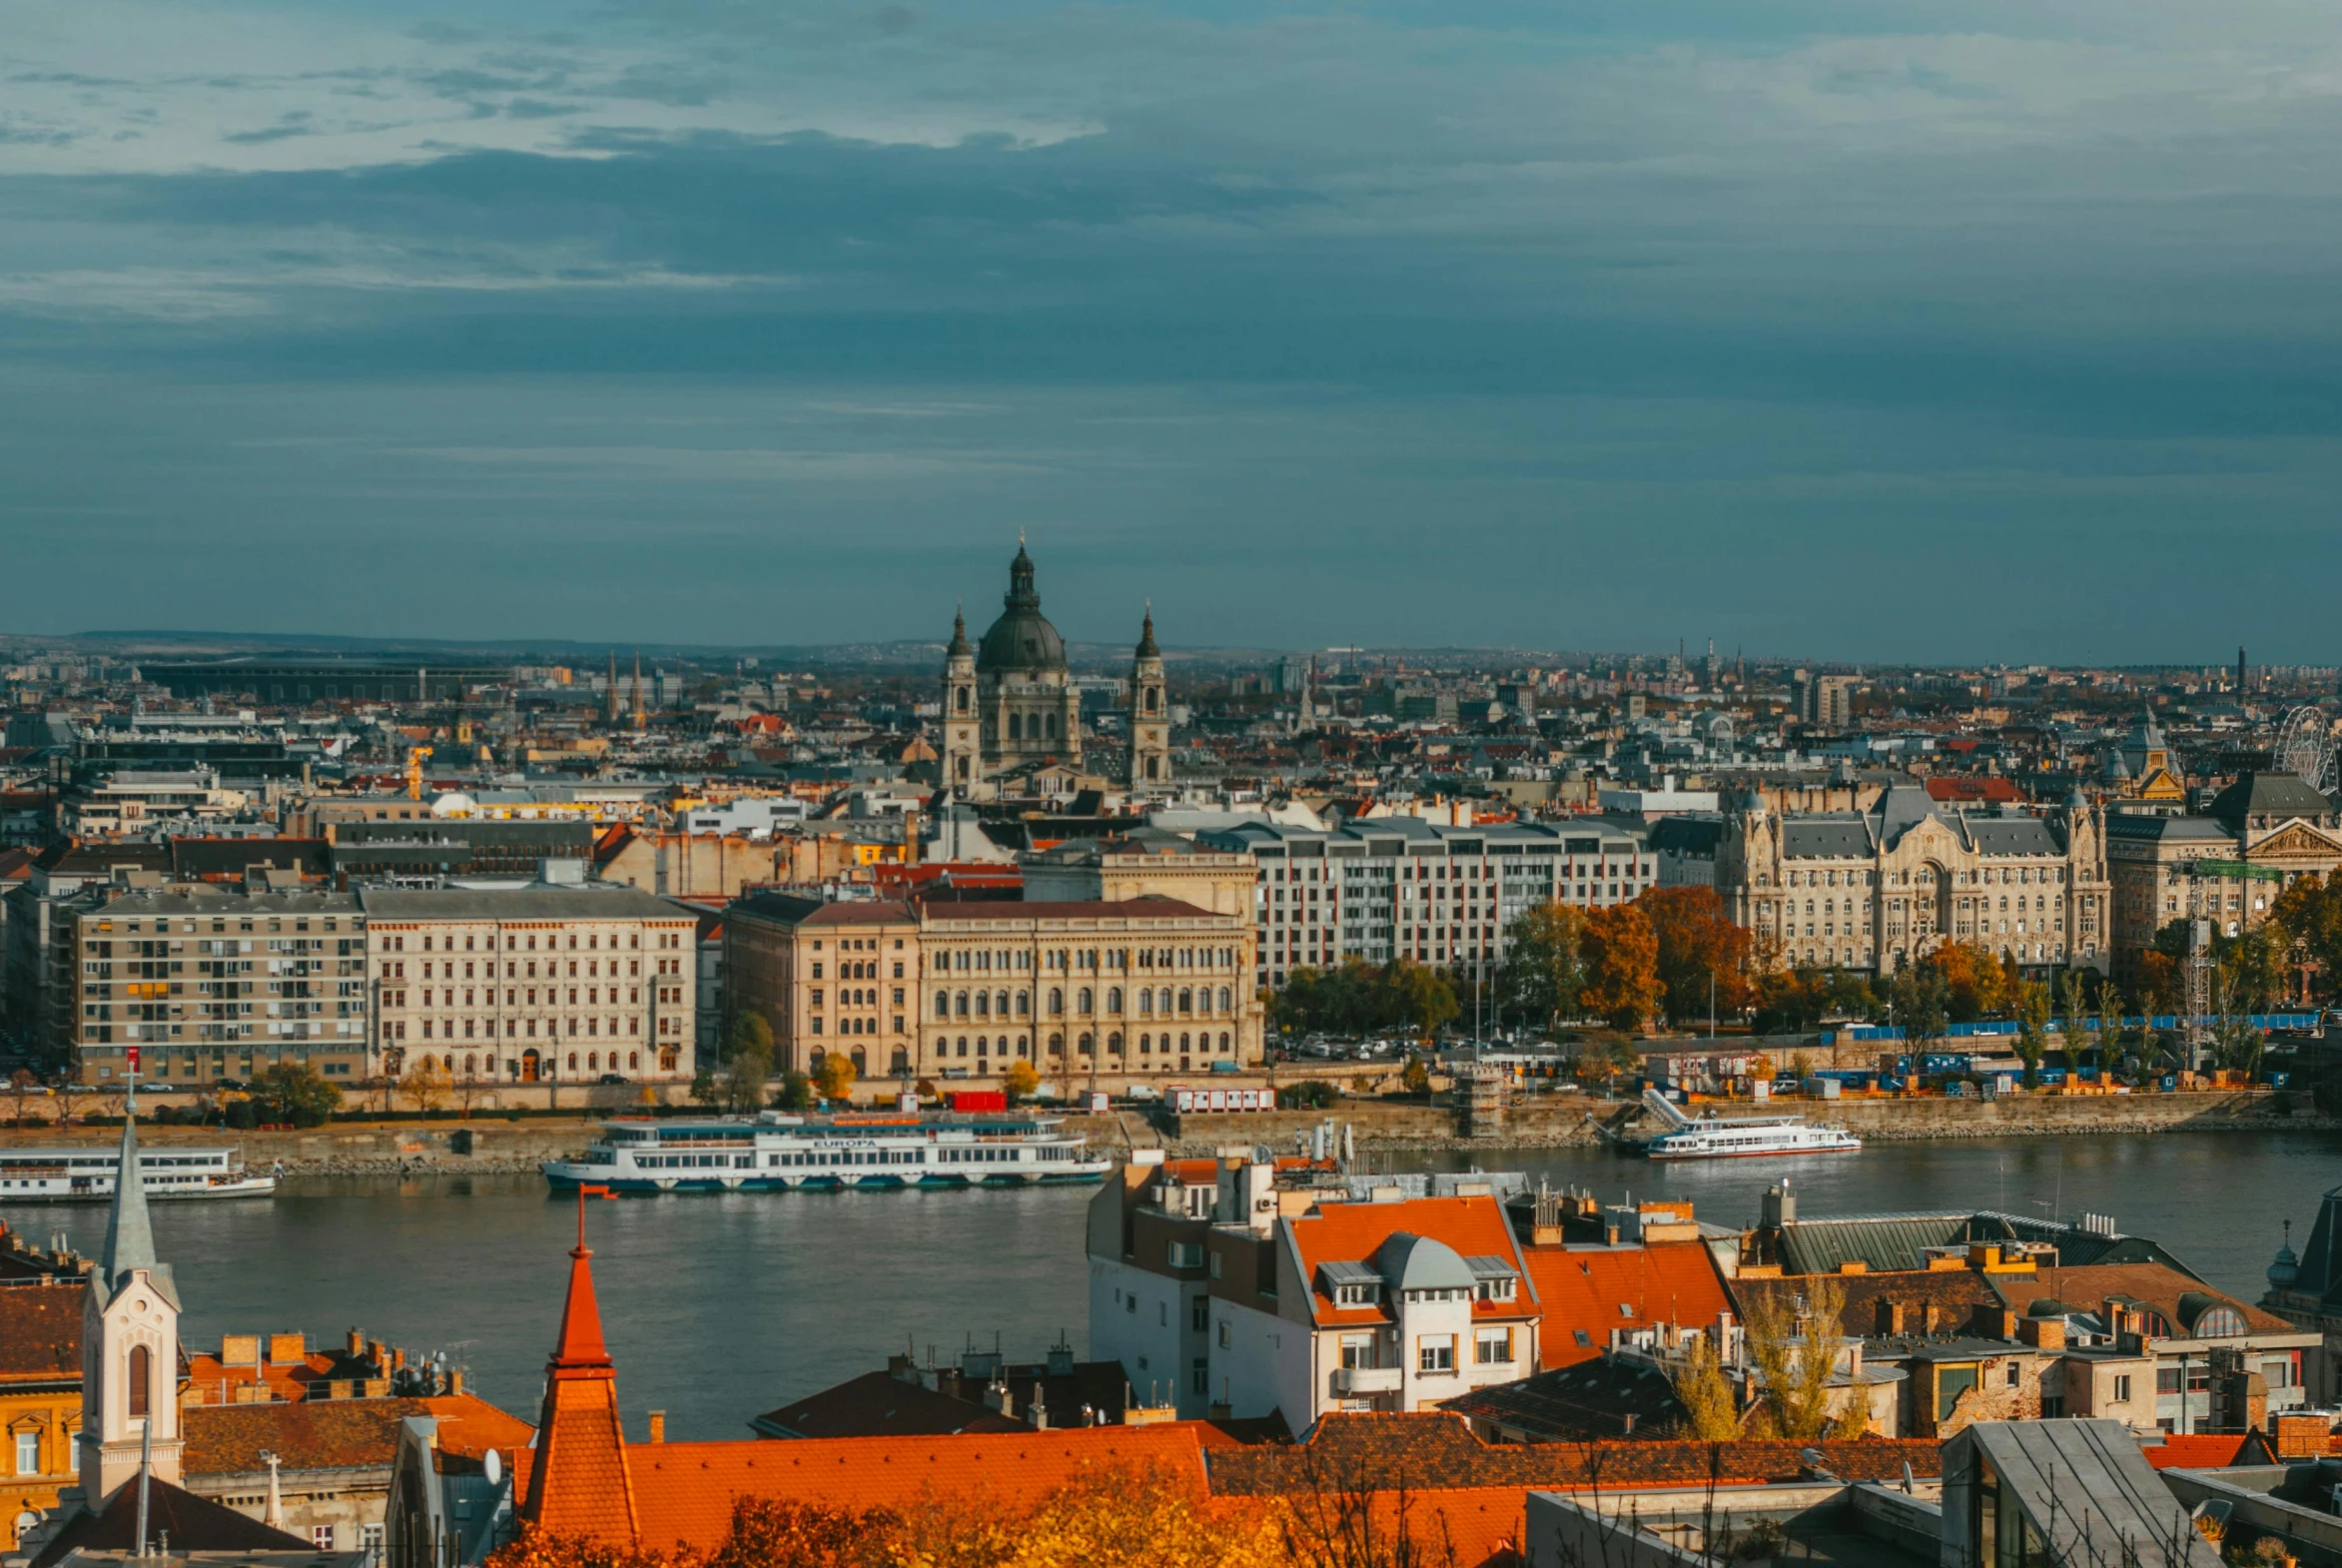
(4, 0, 2342, 663)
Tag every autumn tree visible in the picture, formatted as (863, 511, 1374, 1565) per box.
(1922, 942, 2005, 1023)
(1743, 1276, 1862, 1441)
(1494, 901, 1587, 1034)
(813, 1051, 858, 1105)
(1004, 1060, 1041, 1103)
(1637, 886, 1752, 1028)
(252, 1062, 343, 1127)
(1578, 904, 1661, 1033)
(2270, 872, 2342, 1002)
(1668, 1331, 1742, 1440)
(399, 1058, 452, 1115)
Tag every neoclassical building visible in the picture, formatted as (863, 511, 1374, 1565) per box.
(939, 543, 1169, 794)
(1713, 782, 2111, 976)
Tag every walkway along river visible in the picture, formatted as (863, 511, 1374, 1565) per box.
(5, 1130, 2333, 1440)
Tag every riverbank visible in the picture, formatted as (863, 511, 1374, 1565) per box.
(0, 1087, 2322, 1177)
(1160, 1087, 2335, 1156)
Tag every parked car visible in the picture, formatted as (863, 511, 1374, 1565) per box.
(598, 1074, 626, 1085)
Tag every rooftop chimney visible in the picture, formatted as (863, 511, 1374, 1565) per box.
(646, 1411, 665, 1444)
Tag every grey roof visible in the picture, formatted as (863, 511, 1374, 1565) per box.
(1319, 1259, 1380, 1286)
(1463, 1253, 1520, 1279)
(2208, 770, 2334, 823)
(96, 1117, 177, 1310)
(1776, 1212, 1971, 1275)
(2105, 814, 2231, 843)
(1953, 1421, 2218, 1568)
(97, 888, 361, 918)
(1374, 1232, 1477, 1292)
(1780, 817, 1875, 859)
(357, 887, 694, 922)
(1963, 817, 2064, 856)
(975, 545, 1068, 673)
(1649, 817, 1724, 856)
(1873, 782, 1939, 848)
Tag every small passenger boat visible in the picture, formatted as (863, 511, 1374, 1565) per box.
(0, 1146, 278, 1200)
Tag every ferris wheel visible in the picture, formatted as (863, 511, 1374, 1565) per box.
(2275, 705, 2335, 791)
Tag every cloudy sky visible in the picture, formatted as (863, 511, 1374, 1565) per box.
(4, 0, 2339, 662)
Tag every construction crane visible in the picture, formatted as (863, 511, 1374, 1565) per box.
(405, 745, 434, 801)
(2184, 863, 2212, 1072)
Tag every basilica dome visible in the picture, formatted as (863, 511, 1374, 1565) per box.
(976, 543, 1069, 674)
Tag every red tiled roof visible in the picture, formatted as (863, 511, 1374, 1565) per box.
(516, 1424, 1221, 1552)
(1525, 1243, 1734, 1370)
(183, 1393, 532, 1477)
(2030, 1263, 2295, 1336)
(1206, 1412, 1942, 1495)
(0, 1283, 84, 1382)
(1285, 1197, 1532, 1330)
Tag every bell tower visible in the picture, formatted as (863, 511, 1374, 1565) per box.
(80, 1116, 183, 1505)
(940, 606, 979, 791)
(1129, 607, 1170, 794)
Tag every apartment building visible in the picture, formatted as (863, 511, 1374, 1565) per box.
(1197, 817, 1653, 990)
(725, 892, 1261, 1090)
(65, 884, 698, 1086)
(1087, 1158, 1541, 1425)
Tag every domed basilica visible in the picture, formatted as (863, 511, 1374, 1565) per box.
(941, 543, 1169, 794)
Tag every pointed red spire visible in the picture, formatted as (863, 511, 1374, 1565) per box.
(552, 1242, 613, 1368)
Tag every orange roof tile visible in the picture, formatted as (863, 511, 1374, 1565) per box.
(0, 1283, 84, 1383)
(1285, 1197, 1532, 1329)
(182, 1393, 531, 1478)
(2142, 1434, 2251, 1470)
(514, 1424, 1219, 1553)
(1522, 1243, 1733, 1370)
(520, 1245, 639, 1545)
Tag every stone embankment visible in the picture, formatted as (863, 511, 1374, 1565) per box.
(1158, 1089, 2336, 1157)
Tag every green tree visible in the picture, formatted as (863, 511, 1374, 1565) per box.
(719, 1012, 774, 1114)
(251, 1063, 342, 1129)
(1494, 902, 1587, 1033)
(2011, 980, 2052, 1089)
(2093, 977, 2128, 1069)
(1376, 960, 1459, 1043)
(1890, 962, 1951, 1047)
(771, 1071, 814, 1113)
(2058, 968, 2089, 1055)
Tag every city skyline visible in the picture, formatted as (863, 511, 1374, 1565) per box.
(7, 1, 2342, 657)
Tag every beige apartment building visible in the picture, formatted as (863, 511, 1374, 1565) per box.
(67, 884, 698, 1087)
(362, 888, 698, 1083)
(725, 892, 1262, 1092)
(1018, 830, 1258, 919)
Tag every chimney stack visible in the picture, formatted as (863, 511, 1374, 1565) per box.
(646, 1411, 665, 1444)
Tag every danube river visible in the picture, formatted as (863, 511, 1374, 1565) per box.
(7, 1132, 2336, 1440)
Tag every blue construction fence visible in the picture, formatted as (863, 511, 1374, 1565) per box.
(1824, 1014, 2318, 1045)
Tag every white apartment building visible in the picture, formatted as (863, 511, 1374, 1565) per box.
(1199, 818, 1653, 990)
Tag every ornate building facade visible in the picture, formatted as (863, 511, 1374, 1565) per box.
(939, 544, 1168, 794)
(1713, 782, 2110, 977)
(2105, 771, 2342, 984)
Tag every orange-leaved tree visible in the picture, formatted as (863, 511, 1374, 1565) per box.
(1578, 904, 1662, 1033)
(1636, 886, 1752, 1028)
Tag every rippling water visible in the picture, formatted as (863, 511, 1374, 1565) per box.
(8, 1132, 2336, 1440)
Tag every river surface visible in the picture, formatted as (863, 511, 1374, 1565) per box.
(6, 1133, 2337, 1441)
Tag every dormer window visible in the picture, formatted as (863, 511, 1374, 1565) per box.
(1336, 1282, 1380, 1307)
(1476, 1277, 1517, 1303)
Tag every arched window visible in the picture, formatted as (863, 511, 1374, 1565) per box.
(1216, 987, 1231, 1012)
(851, 1049, 867, 1073)
(1015, 991, 1030, 1017)
(1177, 988, 1192, 1014)
(955, 991, 970, 1017)
(936, 993, 950, 1020)
(995, 990, 1010, 1017)
(1008, 713, 1022, 740)
(975, 992, 990, 1018)
(1047, 713, 1060, 739)
(1049, 1032, 1064, 1056)
(1179, 1033, 1191, 1051)
(1139, 990, 1154, 1015)
(1109, 1031, 1125, 1055)
(658, 1048, 676, 1071)
(956, 688, 969, 713)
(463, 1054, 476, 1076)
(1078, 1032, 1093, 1056)
(1108, 987, 1123, 1013)
(1049, 988, 1065, 1016)
(128, 1344, 150, 1419)
(628, 1052, 639, 1069)
(1219, 1032, 1230, 1053)
(1159, 988, 1173, 1013)
(566, 1053, 578, 1071)
(977, 1037, 990, 1056)
(1077, 987, 1093, 1014)
(1141, 1033, 1152, 1053)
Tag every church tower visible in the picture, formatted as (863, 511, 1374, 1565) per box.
(1129, 607, 1170, 794)
(80, 1116, 182, 1504)
(940, 608, 979, 792)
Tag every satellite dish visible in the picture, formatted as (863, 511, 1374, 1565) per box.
(483, 1449, 502, 1486)
(2276, 706, 2334, 791)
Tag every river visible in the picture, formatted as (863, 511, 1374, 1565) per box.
(8, 1132, 2336, 1441)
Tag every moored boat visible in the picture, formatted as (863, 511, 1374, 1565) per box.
(1637, 1087, 1861, 1162)
(542, 1110, 1113, 1192)
(0, 1145, 278, 1200)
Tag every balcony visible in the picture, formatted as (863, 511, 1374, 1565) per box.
(1331, 1365, 1401, 1396)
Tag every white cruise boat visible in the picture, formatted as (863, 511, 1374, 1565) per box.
(0, 1145, 278, 1200)
(1639, 1088, 1861, 1162)
(543, 1111, 1113, 1193)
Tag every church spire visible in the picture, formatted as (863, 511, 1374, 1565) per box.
(947, 603, 973, 659)
(98, 1116, 164, 1301)
(1136, 602, 1160, 659)
(521, 1211, 637, 1544)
